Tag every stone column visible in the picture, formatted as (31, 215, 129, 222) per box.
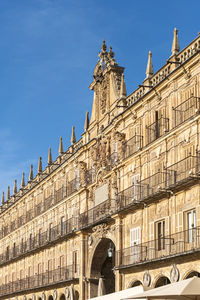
(77, 231, 87, 300)
(111, 214, 123, 291)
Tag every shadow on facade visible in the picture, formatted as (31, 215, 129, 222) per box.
(90, 238, 115, 298)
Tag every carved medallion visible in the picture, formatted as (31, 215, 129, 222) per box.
(170, 264, 179, 283)
(53, 290, 57, 300)
(143, 270, 151, 287)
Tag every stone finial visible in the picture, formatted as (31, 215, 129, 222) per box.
(59, 137, 64, 156)
(108, 46, 115, 60)
(13, 179, 17, 194)
(84, 111, 89, 131)
(29, 164, 33, 181)
(7, 186, 10, 201)
(145, 51, 154, 79)
(71, 126, 76, 145)
(171, 28, 180, 56)
(1, 192, 5, 205)
(120, 73, 127, 98)
(101, 40, 107, 53)
(48, 147, 52, 165)
(21, 172, 25, 188)
(38, 157, 42, 174)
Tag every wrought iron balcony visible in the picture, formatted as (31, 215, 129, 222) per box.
(146, 116, 169, 144)
(116, 155, 200, 212)
(0, 200, 112, 266)
(78, 199, 112, 229)
(67, 178, 79, 197)
(0, 264, 79, 297)
(116, 226, 200, 268)
(109, 135, 143, 166)
(173, 96, 200, 127)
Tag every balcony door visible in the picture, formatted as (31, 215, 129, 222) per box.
(130, 226, 141, 263)
(185, 209, 196, 243)
(131, 174, 140, 201)
(156, 220, 165, 251)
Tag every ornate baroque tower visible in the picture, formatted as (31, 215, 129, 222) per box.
(89, 41, 126, 137)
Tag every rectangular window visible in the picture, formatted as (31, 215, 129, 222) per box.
(131, 174, 140, 201)
(6, 246, 9, 260)
(155, 220, 165, 250)
(75, 169, 80, 190)
(73, 251, 78, 274)
(185, 209, 196, 243)
(49, 223, 53, 241)
(39, 228, 42, 245)
(130, 227, 141, 263)
(61, 217, 65, 235)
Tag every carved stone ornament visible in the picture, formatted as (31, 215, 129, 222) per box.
(79, 161, 87, 187)
(143, 270, 151, 287)
(88, 235, 93, 246)
(32, 295, 36, 300)
(42, 292, 46, 300)
(92, 223, 115, 238)
(24, 296, 27, 300)
(53, 290, 57, 300)
(170, 264, 179, 283)
(65, 287, 70, 299)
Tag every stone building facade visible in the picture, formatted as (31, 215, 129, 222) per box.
(1, 28, 200, 300)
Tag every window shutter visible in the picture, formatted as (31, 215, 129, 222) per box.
(176, 212, 183, 232)
(165, 216, 171, 236)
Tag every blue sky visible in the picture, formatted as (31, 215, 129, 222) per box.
(0, 0, 199, 196)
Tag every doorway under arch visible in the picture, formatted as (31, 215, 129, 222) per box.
(48, 296, 53, 300)
(59, 294, 65, 300)
(90, 238, 115, 298)
(185, 271, 200, 279)
(155, 276, 170, 288)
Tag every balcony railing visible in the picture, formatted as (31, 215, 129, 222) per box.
(146, 116, 169, 144)
(79, 199, 112, 229)
(67, 178, 79, 197)
(173, 96, 200, 127)
(0, 264, 79, 297)
(125, 135, 143, 159)
(117, 155, 200, 212)
(0, 200, 112, 266)
(116, 226, 200, 268)
(1, 155, 200, 267)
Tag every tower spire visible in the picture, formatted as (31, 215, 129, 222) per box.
(71, 126, 76, 145)
(145, 51, 154, 79)
(1, 192, 5, 205)
(7, 186, 10, 201)
(21, 172, 25, 188)
(171, 28, 180, 56)
(120, 73, 127, 98)
(13, 179, 17, 194)
(38, 157, 42, 174)
(59, 137, 64, 156)
(29, 164, 33, 181)
(48, 147, 52, 165)
(84, 111, 89, 131)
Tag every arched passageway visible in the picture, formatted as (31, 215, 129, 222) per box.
(185, 271, 200, 278)
(60, 294, 65, 300)
(90, 238, 115, 298)
(48, 296, 53, 300)
(155, 276, 170, 288)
